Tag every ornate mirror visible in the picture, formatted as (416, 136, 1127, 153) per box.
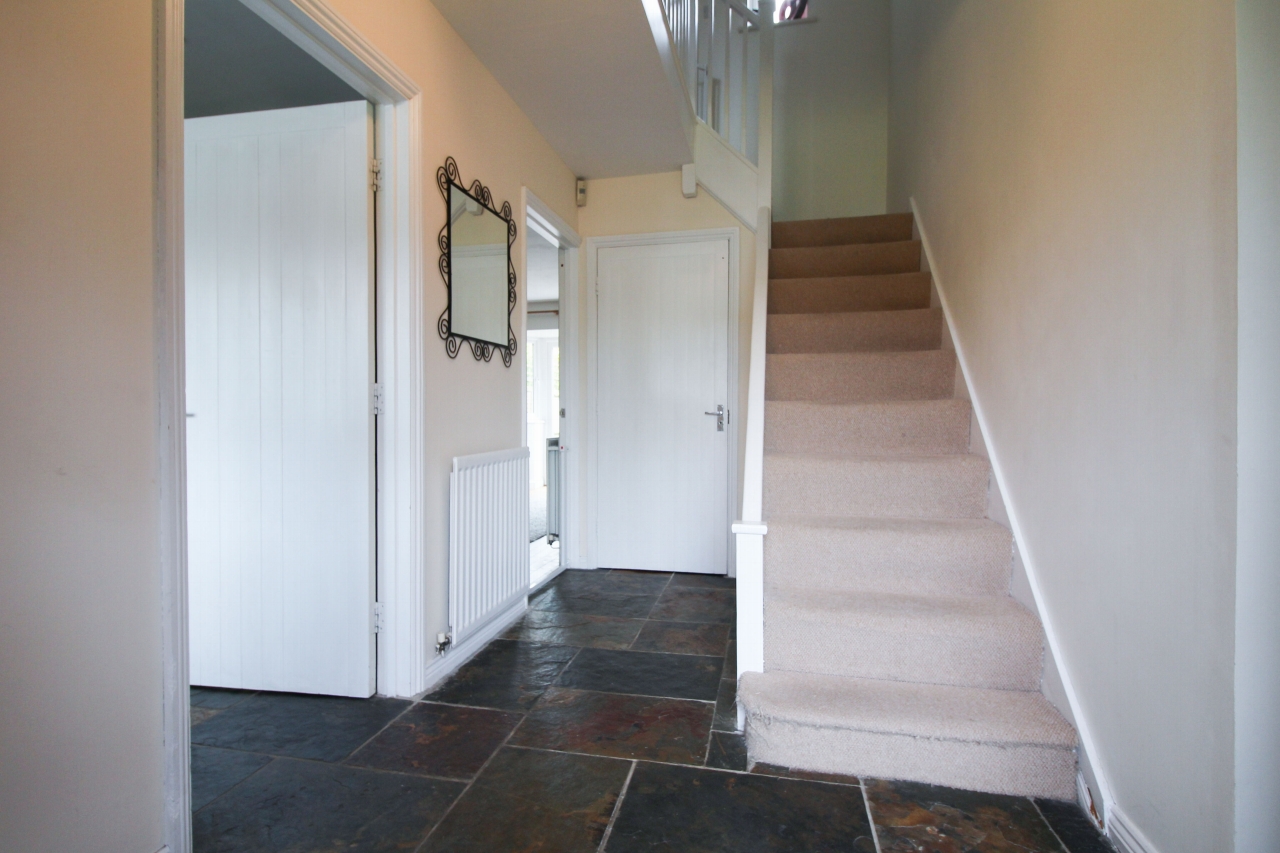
(436, 157, 517, 366)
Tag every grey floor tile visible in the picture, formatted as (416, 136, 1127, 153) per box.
(427, 639, 579, 711)
(190, 746, 272, 811)
(1035, 797, 1114, 852)
(706, 731, 748, 772)
(190, 692, 410, 762)
(556, 647, 723, 701)
(193, 757, 462, 852)
(607, 762, 876, 852)
(421, 747, 631, 852)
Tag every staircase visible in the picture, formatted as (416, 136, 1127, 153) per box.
(738, 213, 1078, 799)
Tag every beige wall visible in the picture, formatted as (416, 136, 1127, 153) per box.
(772, 0, 890, 222)
(573, 172, 756, 562)
(887, 3, 1237, 851)
(1234, 0, 1280, 848)
(326, 0, 578, 663)
(0, 3, 166, 851)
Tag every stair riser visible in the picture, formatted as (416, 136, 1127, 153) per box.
(744, 719, 1077, 800)
(769, 274, 932, 314)
(764, 456, 990, 519)
(764, 400, 971, 456)
(772, 213, 914, 249)
(766, 351, 956, 404)
(770, 241, 921, 279)
(767, 309, 942, 354)
(765, 607, 1043, 691)
(764, 522, 1012, 596)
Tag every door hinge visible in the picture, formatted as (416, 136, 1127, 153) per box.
(370, 158, 383, 191)
(371, 383, 385, 415)
(373, 602, 385, 633)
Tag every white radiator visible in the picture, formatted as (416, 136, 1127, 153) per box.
(448, 447, 530, 647)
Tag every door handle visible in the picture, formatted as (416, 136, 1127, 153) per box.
(704, 404, 725, 431)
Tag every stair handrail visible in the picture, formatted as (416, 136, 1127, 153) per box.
(732, 0, 772, 689)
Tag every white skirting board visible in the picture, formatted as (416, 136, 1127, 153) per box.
(417, 598, 527, 696)
(1108, 805, 1162, 853)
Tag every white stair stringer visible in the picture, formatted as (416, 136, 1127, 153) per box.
(739, 670, 1078, 800)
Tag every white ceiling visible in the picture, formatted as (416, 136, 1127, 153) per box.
(431, 0, 692, 178)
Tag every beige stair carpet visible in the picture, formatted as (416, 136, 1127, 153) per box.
(765, 399, 973, 456)
(769, 272, 933, 315)
(740, 212, 1078, 800)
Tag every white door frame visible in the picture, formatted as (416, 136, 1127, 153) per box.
(522, 190, 583, 572)
(583, 228, 741, 572)
(155, 2, 425, 850)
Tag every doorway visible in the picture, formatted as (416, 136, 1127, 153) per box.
(160, 1, 426, 845)
(525, 205, 574, 588)
(184, 1, 377, 699)
(587, 231, 739, 575)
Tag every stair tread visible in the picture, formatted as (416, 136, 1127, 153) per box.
(770, 308, 937, 321)
(768, 588, 1039, 637)
(768, 271, 930, 286)
(766, 398, 968, 412)
(765, 450, 983, 463)
(765, 514, 1006, 533)
(740, 671, 1076, 748)
(765, 398, 971, 443)
(767, 308, 943, 354)
(765, 349, 957, 404)
(770, 240, 922, 279)
(766, 350, 952, 367)
(771, 213, 914, 249)
(763, 515, 1014, 599)
(765, 453, 990, 520)
(768, 272, 932, 316)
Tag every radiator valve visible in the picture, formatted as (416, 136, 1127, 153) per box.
(436, 631, 453, 655)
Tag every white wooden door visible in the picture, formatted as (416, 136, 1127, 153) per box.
(185, 101, 375, 697)
(595, 239, 730, 573)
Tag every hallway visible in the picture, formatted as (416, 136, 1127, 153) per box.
(190, 569, 1109, 852)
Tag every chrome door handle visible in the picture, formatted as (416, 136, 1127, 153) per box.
(704, 404, 725, 431)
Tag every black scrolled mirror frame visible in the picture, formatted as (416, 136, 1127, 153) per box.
(436, 156, 518, 366)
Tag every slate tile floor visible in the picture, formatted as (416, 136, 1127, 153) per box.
(191, 568, 1112, 852)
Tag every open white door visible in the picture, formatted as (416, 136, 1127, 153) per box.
(185, 101, 375, 698)
(595, 239, 731, 574)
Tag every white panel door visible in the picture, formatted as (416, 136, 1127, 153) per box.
(596, 239, 730, 573)
(185, 101, 375, 697)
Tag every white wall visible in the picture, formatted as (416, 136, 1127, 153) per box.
(327, 0, 578, 672)
(1234, 0, 1280, 849)
(887, 3, 1237, 852)
(0, 3, 166, 851)
(772, 0, 890, 222)
(527, 242, 560, 302)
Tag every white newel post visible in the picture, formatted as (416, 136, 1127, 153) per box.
(734, 0, 773, 729)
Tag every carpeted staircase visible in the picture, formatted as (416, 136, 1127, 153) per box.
(738, 213, 1078, 799)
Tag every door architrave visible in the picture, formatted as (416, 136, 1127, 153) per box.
(583, 227, 741, 572)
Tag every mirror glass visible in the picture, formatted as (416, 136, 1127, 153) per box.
(449, 183, 510, 346)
